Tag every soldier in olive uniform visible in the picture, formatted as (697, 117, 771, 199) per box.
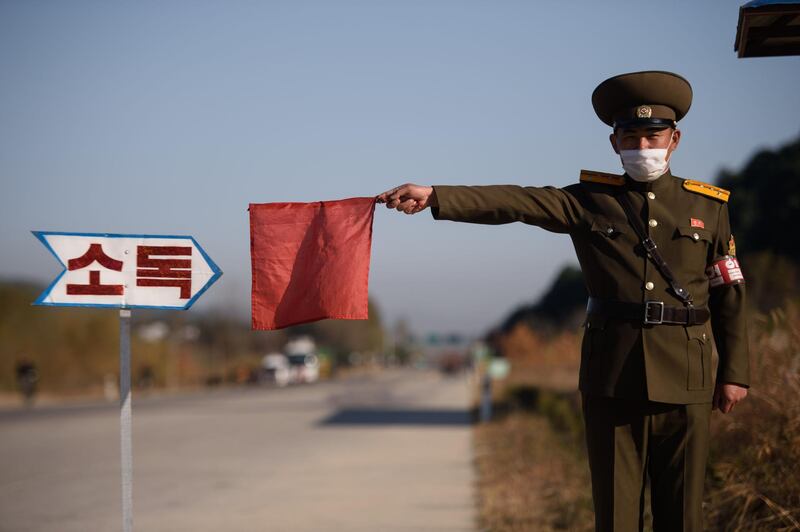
(377, 71, 750, 531)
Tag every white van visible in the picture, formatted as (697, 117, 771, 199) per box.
(260, 353, 290, 387)
(287, 353, 320, 384)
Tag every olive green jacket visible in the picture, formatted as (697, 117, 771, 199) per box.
(431, 170, 750, 404)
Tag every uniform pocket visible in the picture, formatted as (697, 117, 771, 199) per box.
(685, 325, 711, 390)
(580, 319, 603, 361)
(673, 226, 713, 273)
(590, 216, 627, 239)
(579, 318, 607, 388)
(675, 226, 712, 243)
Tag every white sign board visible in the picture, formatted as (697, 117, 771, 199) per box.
(33, 231, 222, 310)
(488, 358, 511, 380)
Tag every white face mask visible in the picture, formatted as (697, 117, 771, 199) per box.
(619, 131, 674, 182)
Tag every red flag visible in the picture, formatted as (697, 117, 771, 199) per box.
(249, 197, 376, 330)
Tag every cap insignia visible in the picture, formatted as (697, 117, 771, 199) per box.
(637, 105, 652, 118)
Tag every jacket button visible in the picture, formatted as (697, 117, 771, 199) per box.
(607, 227, 614, 235)
(645, 281, 654, 291)
(647, 192, 656, 200)
(649, 219, 658, 227)
(693, 232, 700, 241)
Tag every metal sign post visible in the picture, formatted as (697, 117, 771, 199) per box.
(481, 358, 511, 423)
(480, 372, 492, 423)
(119, 309, 133, 532)
(33, 231, 222, 531)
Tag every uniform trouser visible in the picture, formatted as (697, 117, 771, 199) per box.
(581, 395, 712, 532)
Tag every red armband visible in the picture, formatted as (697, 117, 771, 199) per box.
(706, 255, 745, 287)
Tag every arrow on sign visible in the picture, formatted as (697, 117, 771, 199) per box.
(33, 231, 222, 310)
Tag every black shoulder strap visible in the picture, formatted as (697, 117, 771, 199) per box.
(615, 192, 694, 307)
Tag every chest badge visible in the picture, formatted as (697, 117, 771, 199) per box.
(690, 218, 705, 229)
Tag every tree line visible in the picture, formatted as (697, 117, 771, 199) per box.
(0, 281, 384, 395)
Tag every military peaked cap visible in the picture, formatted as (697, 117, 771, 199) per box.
(592, 70, 693, 129)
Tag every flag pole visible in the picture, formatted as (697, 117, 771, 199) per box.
(120, 308, 133, 532)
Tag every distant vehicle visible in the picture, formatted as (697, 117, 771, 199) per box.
(283, 335, 321, 384)
(260, 353, 290, 387)
(287, 353, 320, 384)
(438, 350, 468, 376)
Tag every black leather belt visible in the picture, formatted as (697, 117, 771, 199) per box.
(586, 297, 710, 326)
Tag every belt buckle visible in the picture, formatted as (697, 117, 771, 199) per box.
(643, 301, 664, 325)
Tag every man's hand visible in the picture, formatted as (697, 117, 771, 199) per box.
(376, 183, 436, 215)
(712, 382, 748, 414)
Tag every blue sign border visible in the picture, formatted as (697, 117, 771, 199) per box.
(32, 231, 223, 310)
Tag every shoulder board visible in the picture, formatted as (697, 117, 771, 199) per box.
(682, 179, 730, 203)
(579, 169, 625, 186)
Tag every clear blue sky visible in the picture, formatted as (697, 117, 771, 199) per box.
(2, 1, 798, 337)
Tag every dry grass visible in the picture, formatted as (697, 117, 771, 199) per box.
(473, 329, 594, 531)
(498, 327, 582, 393)
(704, 302, 800, 531)
(474, 411, 594, 531)
(475, 301, 800, 531)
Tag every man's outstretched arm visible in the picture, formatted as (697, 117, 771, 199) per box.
(377, 182, 584, 233)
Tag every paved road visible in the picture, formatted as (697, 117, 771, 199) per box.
(0, 369, 476, 532)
